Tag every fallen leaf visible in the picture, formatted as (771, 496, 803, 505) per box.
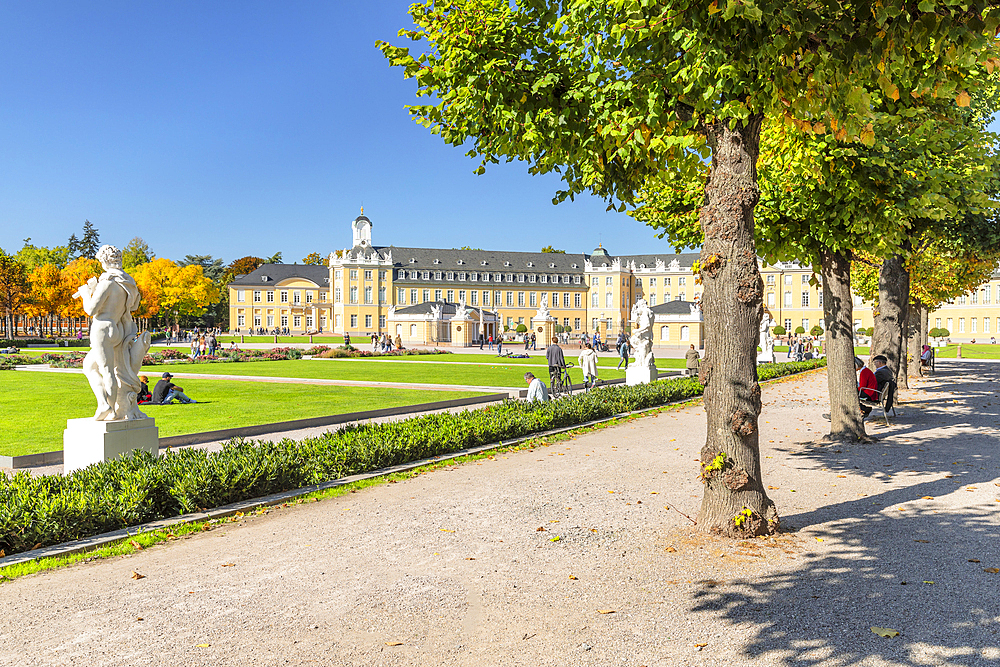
(816, 538, 824, 542)
(968, 559, 981, 563)
(923, 581, 935, 584)
(130, 540, 143, 551)
(837, 475, 847, 478)
(550, 536, 561, 542)
(464, 557, 476, 560)
(871, 627, 900, 638)
(921, 496, 934, 500)
(384, 642, 404, 646)
(985, 568, 1000, 574)
(136, 617, 144, 621)
(0, 549, 5, 557)
(913, 540, 930, 543)
(196, 643, 210, 648)
(665, 546, 677, 553)
(440, 529, 455, 533)
(221, 563, 235, 567)
(131, 571, 145, 580)
(536, 526, 546, 532)
(768, 486, 779, 490)
(694, 642, 708, 647)
(569, 575, 578, 580)
(597, 609, 616, 614)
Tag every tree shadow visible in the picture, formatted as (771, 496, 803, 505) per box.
(686, 359, 1000, 664)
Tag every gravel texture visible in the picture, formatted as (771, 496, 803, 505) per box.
(1, 361, 998, 666)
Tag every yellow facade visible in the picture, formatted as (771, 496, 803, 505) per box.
(237, 214, 1000, 343)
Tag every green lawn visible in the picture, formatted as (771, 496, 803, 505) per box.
(0, 372, 482, 457)
(141, 358, 636, 387)
(931, 343, 1000, 359)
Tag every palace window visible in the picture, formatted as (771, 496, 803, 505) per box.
(664, 277, 672, 286)
(562, 293, 570, 307)
(410, 289, 417, 304)
(539, 275, 546, 283)
(294, 315, 302, 328)
(649, 294, 657, 305)
(574, 318, 580, 330)
(518, 292, 526, 307)
(606, 277, 613, 285)
(447, 271, 454, 280)
(364, 287, 372, 304)
(253, 315, 261, 327)
(605, 292, 613, 307)
(959, 318, 965, 333)
(574, 276, 580, 284)
(529, 292, 536, 307)
(364, 270, 372, 281)
(335, 270, 342, 280)
(335, 288, 342, 303)
(470, 291, 478, 305)
(801, 291, 809, 307)
(237, 315, 245, 327)
(575, 294, 581, 308)
(784, 275, 792, 285)
(459, 272, 466, 281)
(801, 274, 810, 284)
(305, 292, 313, 303)
(280, 291, 288, 303)
(434, 271, 442, 280)
(350, 314, 357, 327)
(237, 290, 245, 302)
(379, 270, 386, 280)
(306, 315, 313, 328)
(266, 291, 274, 303)
(253, 291, 261, 303)
(784, 318, 792, 331)
(679, 277, 687, 286)
(482, 291, 490, 306)
(398, 288, 406, 304)
(972, 318, 978, 333)
(507, 273, 514, 281)
(767, 292, 775, 307)
(506, 292, 514, 306)
(398, 270, 406, 279)
(422, 289, 430, 302)
(422, 271, 429, 279)
(447, 289, 455, 302)
(784, 291, 792, 307)
(592, 293, 598, 307)
(365, 314, 373, 328)
(378, 287, 386, 304)
(435, 289, 443, 301)
(349, 287, 358, 304)
(350, 270, 358, 280)
(766, 275, 774, 285)
(379, 315, 386, 328)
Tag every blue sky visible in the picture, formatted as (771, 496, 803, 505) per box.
(0, 1, 664, 264)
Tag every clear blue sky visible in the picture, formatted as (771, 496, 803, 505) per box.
(0, 1, 671, 264)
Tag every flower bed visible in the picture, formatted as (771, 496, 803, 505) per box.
(140, 347, 304, 366)
(0, 352, 85, 370)
(0, 359, 825, 556)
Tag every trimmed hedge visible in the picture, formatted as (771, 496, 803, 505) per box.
(314, 345, 452, 359)
(0, 359, 825, 556)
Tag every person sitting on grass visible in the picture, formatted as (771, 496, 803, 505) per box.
(524, 372, 549, 402)
(138, 375, 152, 404)
(151, 372, 197, 404)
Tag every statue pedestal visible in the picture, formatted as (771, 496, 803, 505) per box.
(64, 417, 159, 474)
(531, 317, 555, 347)
(626, 365, 657, 386)
(757, 349, 775, 363)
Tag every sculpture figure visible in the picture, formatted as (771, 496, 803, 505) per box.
(73, 244, 151, 421)
(535, 293, 551, 320)
(757, 312, 776, 363)
(629, 298, 656, 370)
(453, 296, 468, 320)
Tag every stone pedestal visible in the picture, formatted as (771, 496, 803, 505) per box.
(757, 349, 775, 364)
(450, 318, 474, 347)
(626, 365, 657, 386)
(64, 418, 159, 474)
(532, 317, 555, 347)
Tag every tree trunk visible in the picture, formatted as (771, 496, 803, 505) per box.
(695, 115, 778, 538)
(820, 249, 869, 441)
(870, 252, 910, 380)
(906, 298, 923, 381)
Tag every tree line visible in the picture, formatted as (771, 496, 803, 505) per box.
(378, 0, 1000, 536)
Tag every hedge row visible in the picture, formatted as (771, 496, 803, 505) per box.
(0, 359, 825, 556)
(313, 345, 452, 358)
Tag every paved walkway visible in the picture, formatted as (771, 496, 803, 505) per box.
(3, 362, 998, 666)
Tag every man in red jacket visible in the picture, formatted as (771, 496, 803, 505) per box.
(856, 356, 878, 418)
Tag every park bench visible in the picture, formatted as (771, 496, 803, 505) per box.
(918, 348, 935, 376)
(861, 379, 897, 426)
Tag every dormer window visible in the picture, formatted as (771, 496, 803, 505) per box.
(504, 261, 511, 267)
(261, 276, 268, 282)
(447, 271, 454, 280)
(409, 258, 416, 263)
(549, 263, 556, 268)
(457, 259, 464, 265)
(433, 258, 440, 264)
(480, 260, 487, 265)
(527, 262, 534, 267)
(571, 263, 578, 268)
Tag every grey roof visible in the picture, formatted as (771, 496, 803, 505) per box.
(228, 264, 329, 287)
(650, 300, 699, 315)
(392, 301, 459, 316)
(626, 252, 701, 269)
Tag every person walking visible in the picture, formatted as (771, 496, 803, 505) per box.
(496, 334, 504, 357)
(530, 331, 537, 350)
(685, 344, 701, 377)
(617, 334, 631, 370)
(190, 336, 199, 359)
(479, 334, 484, 350)
(578, 343, 599, 390)
(488, 334, 494, 351)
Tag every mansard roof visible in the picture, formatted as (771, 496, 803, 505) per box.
(227, 264, 329, 287)
(650, 300, 701, 315)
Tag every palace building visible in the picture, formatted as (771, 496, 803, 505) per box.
(227, 212, 1000, 346)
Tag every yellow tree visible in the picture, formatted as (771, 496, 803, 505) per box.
(27, 263, 71, 336)
(59, 258, 101, 333)
(132, 258, 220, 328)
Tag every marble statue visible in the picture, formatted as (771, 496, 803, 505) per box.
(73, 244, 151, 421)
(535, 293, 551, 320)
(453, 296, 468, 320)
(628, 298, 656, 371)
(430, 303, 443, 321)
(757, 313, 776, 363)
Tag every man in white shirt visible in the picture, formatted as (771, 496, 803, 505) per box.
(524, 372, 549, 402)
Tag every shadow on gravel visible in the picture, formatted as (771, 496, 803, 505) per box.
(687, 360, 1000, 665)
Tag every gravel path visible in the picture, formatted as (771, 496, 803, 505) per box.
(2, 362, 998, 666)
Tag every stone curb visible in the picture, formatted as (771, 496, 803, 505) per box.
(0, 365, 823, 570)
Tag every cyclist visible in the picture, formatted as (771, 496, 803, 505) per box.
(546, 336, 567, 392)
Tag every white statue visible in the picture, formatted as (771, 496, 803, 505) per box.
(757, 312, 776, 363)
(628, 298, 656, 370)
(453, 296, 469, 320)
(430, 303, 443, 321)
(73, 244, 151, 421)
(535, 293, 551, 320)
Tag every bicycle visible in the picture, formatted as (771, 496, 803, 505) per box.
(550, 362, 576, 399)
